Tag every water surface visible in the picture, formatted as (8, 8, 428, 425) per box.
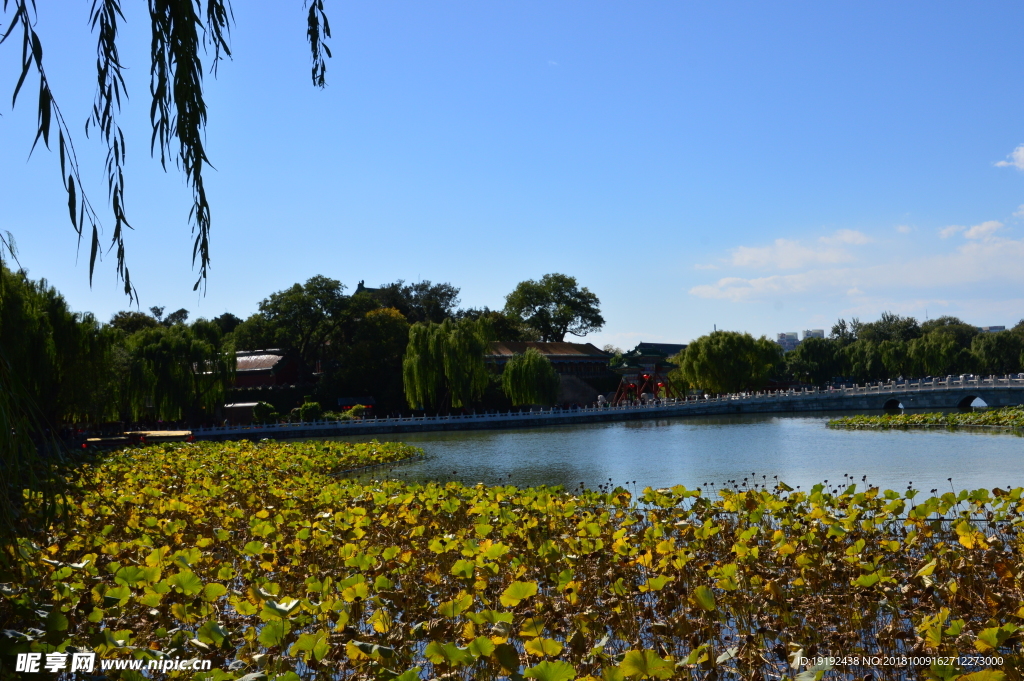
(335, 412, 1023, 493)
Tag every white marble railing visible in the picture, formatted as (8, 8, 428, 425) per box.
(192, 377, 1024, 435)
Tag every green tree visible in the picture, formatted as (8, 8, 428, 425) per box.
(0, 266, 111, 426)
(907, 332, 963, 377)
(879, 340, 910, 378)
(0, 262, 112, 538)
(163, 308, 190, 326)
(857, 312, 921, 344)
(830, 318, 861, 345)
(501, 348, 560, 406)
(403, 318, 491, 411)
(373, 280, 461, 324)
(504, 274, 604, 342)
(325, 307, 411, 413)
(457, 307, 539, 342)
(212, 312, 242, 335)
(234, 276, 351, 366)
(125, 320, 235, 423)
(109, 310, 159, 335)
(675, 331, 781, 394)
(842, 339, 884, 381)
(920, 316, 980, 350)
(785, 337, 843, 385)
(971, 331, 1022, 375)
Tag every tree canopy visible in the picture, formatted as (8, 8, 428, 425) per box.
(402, 318, 492, 411)
(501, 348, 560, 406)
(371, 280, 461, 324)
(674, 331, 782, 395)
(503, 273, 604, 342)
(233, 276, 353, 367)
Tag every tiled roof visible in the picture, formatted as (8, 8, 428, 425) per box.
(235, 353, 284, 372)
(632, 342, 687, 357)
(486, 342, 610, 359)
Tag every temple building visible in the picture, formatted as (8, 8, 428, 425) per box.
(484, 341, 612, 377)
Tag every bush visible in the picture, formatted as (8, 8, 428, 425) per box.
(252, 401, 277, 423)
(299, 401, 323, 422)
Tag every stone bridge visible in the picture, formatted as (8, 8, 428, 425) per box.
(193, 376, 1024, 440)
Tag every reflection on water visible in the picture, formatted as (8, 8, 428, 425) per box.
(326, 412, 1024, 493)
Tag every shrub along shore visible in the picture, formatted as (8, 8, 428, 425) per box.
(0, 441, 1019, 680)
(829, 406, 1024, 431)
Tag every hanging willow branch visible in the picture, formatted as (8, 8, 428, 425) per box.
(1, 0, 120, 294)
(149, 0, 232, 292)
(403, 318, 492, 412)
(86, 0, 132, 296)
(306, 0, 331, 88)
(501, 347, 560, 406)
(1, 0, 333, 298)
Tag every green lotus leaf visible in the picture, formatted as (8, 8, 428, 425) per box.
(523, 661, 577, 681)
(525, 637, 563, 657)
(500, 580, 538, 607)
(692, 585, 716, 612)
(197, 620, 229, 647)
(261, 598, 300, 620)
(289, 630, 330, 662)
(450, 559, 475, 579)
(468, 636, 495, 657)
(243, 541, 266, 556)
(618, 650, 674, 679)
(167, 570, 204, 596)
(424, 641, 472, 666)
(438, 591, 474, 618)
(257, 619, 290, 647)
(202, 582, 228, 602)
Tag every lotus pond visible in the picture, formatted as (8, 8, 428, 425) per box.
(1, 440, 1021, 680)
(829, 407, 1024, 431)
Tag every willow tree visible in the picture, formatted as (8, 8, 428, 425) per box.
(907, 332, 963, 378)
(501, 348, 560, 406)
(127, 321, 235, 423)
(676, 331, 781, 395)
(0, 260, 113, 541)
(403, 318, 490, 412)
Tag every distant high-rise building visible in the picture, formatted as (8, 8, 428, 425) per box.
(802, 329, 825, 340)
(978, 326, 1006, 333)
(776, 332, 800, 352)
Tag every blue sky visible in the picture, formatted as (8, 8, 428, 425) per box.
(3, 1, 1024, 348)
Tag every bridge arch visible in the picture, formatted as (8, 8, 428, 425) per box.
(957, 395, 987, 409)
(883, 398, 903, 411)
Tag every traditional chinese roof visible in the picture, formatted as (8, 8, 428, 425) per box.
(631, 342, 687, 357)
(235, 350, 285, 372)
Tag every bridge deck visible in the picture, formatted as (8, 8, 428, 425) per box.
(192, 377, 1024, 440)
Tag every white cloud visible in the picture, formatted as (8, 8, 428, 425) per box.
(995, 144, 1024, 169)
(963, 220, 1003, 240)
(1014, 205, 1024, 218)
(896, 224, 912, 234)
(939, 225, 964, 239)
(819, 229, 872, 245)
(729, 238, 854, 270)
(690, 228, 1024, 303)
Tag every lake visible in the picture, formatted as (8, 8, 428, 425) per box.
(339, 411, 1024, 494)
